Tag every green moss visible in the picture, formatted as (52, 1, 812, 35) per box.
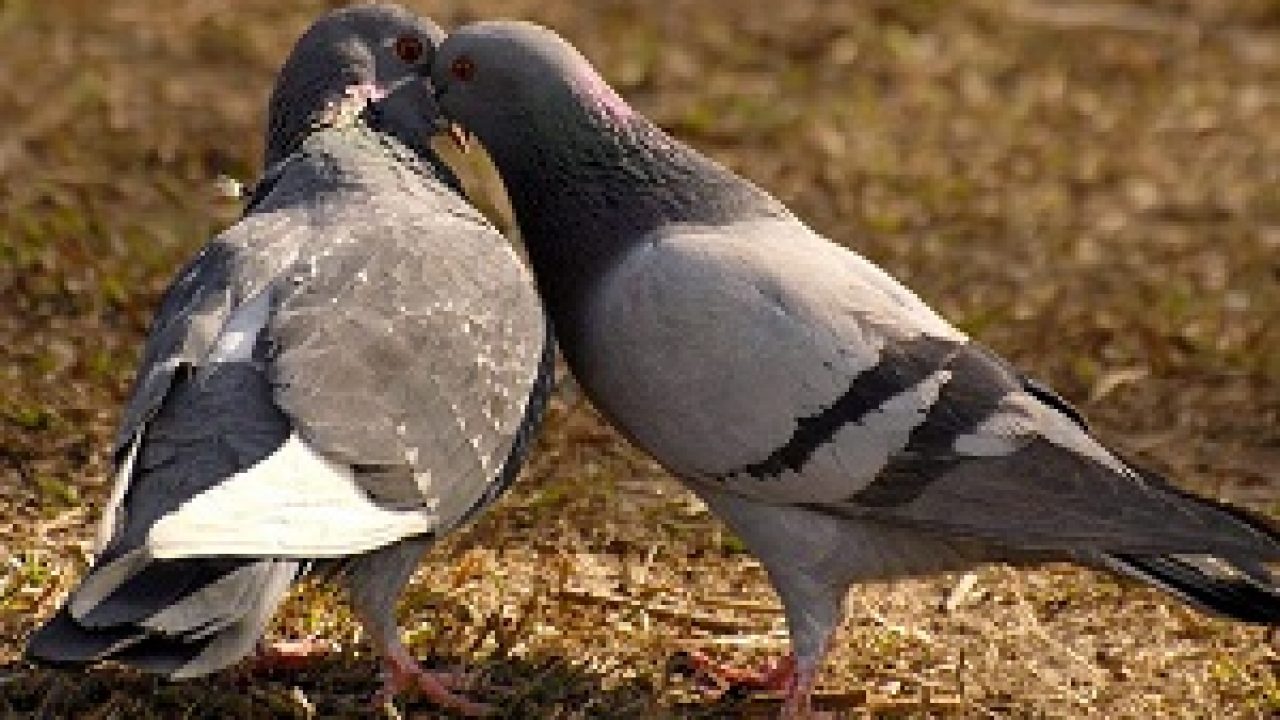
(6, 404, 56, 431)
(36, 474, 79, 507)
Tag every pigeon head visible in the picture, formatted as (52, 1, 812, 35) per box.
(433, 22, 781, 338)
(431, 21, 635, 159)
(265, 4, 446, 168)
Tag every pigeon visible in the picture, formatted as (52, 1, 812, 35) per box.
(26, 7, 551, 715)
(430, 21, 1280, 717)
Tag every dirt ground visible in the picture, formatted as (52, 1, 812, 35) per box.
(2, 0, 1279, 717)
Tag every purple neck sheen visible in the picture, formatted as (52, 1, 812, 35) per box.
(574, 70, 634, 122)
(488, 94, 784, 365)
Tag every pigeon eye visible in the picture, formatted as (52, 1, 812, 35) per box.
(393, 36, 424, 63)
(450, 55, 477, 82)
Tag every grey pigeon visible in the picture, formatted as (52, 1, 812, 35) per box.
(431, 21, 1280, 717)
(26, 7, 550, 715)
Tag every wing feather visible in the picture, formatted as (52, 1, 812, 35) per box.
(588, 218, 1280, 558)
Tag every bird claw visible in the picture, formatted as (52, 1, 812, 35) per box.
(674, 650, 831, 718)
(674, 649, 797, 694)
(376, 653, 494, 717)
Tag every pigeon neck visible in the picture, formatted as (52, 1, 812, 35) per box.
(492, 109, 783, 354)
(254, 92, 460, 214)
(265, 79, 357, 170)
(249, 111, 459, 218)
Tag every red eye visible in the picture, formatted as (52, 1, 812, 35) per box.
(393, 35, 424, 63)
(450, 55, 476, 82)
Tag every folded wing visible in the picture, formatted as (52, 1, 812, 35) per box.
(590, 218, 1280, 560)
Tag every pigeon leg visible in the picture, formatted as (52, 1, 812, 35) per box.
(768, 567, 844, 719)
(373, 639, 492, 716)
(345, 538, 492, 716)
(779, 653, 826, 720)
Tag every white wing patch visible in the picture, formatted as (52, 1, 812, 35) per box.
(147, 433, 436, 558)
(94, 289, 276, 561)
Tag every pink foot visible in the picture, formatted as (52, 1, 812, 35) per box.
(678, 651, 833, 718)
(375, 646, 493, 717)
(679, 650, 797, 694)
(243, 637, 339, 672)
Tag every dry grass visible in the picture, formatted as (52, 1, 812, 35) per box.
(3, 0, 1280, 717)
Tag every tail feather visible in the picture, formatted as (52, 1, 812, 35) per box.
(1104, 553, 1280, 624)
(27, 557, 302, 677)
(25, 607, 143, 667)
(109, 634, 218, 676)
(1099, 462, 1280, 624)
(76, 557, 252, 629)
(27, 606, 219, 676)
(1127, 457, 1280, 545)
(1125, 461, 1280, 556)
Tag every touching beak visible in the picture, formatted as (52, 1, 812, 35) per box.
(429, 108, 471, 153)
(446, 122, 472, 154)
(428, 76, 471, 153)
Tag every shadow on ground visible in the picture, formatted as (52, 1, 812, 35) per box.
(5, 653, 663, 719)
(4, 651, 829, 719)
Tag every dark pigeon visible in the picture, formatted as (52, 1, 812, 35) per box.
(430, 21, 1280, 718)
(27, 7, 551, 715)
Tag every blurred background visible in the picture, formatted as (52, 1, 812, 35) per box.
(1, 0, 1278, 716)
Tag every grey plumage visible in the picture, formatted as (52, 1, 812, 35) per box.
(28, 6, 550, 697)
(432, 21, 1280, 716)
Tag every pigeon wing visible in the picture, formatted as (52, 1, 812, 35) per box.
(264, 187, 550, 541)
(585, 218, 1279, 558)
(95, 135, 548, 565)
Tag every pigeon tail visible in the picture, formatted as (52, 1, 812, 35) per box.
(1104, 553, 1280, 624)
(1078, 460, 1280, 558)
(1096, 460, 1280, 624)
(27, 558, 301, 678)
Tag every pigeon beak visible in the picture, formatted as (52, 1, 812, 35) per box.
(431, 114, 471, 153)
(446, 122, 472, 154)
